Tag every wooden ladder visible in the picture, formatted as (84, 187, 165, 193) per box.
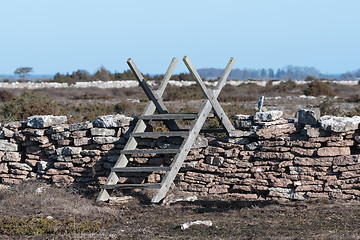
(97, 56, 236, 203)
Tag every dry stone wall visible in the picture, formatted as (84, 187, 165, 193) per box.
(1, 110, 360, 202)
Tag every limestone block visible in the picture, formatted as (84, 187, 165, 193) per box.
(300, 127, 321, 138)
(24, 129, 45, 136)
(90, 128, 116, 136)
(317, 147, 350, 157)
(70, 130, 88, 138)
(333, 155, 360, 166)
(254, 152, 295, 160)
(254, 110, 283, 122)
(25, 159, 37, 167)
(0, 140, 18, 151)
(0, 163, 8, 173)
(297, 109, 320, 126)
(30, 136, 49, 145)
(69, 121, 93, 131)
(205, 156, 224, 166)
(27, 115, 67, 128)
(8, 162, 32, 171)
(2, 152, 21, 162)
(0, 128, 14, 138)
(81, 150, 101, 156)
(52, 175, 74, 185)
(94, 114, 133, 128)
(4, 121, 22, 129)
(291, 147, 317, 157)
(192, 136, 208, 149)
(255, 123, 296, 139)
(54, 162, 73, 169)
(320, 115, 360, 132)
(74, 138, 92, 146)
(208, 185, 229, 194)
(224, 148, 239, 158)
(327, 140, 354, 147)
(268, 187, 307, 200)
(56, 147, 82, 155)
(93, 137, 120, 144)
(51, 132, 70, 140)
(245, 141, 263, 151)
(37, 161, 53, 173)
(294, 157, 332, 167)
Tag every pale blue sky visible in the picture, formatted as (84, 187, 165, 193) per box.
(0, 0, 359, 75)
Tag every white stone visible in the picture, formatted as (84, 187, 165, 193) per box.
(180, 220, 212, 230)
(94, 114, 133, 128)
(8, 162, 32, 171)
(320, 115, 360, 132)
(254, 110, 283, 122)
(27, 115, 67, 128)
(0, 140, 18, 151)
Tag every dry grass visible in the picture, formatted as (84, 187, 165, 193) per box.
(1, 182, 360, 239)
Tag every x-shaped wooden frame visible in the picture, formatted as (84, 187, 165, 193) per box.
(183, 56, 236, 137)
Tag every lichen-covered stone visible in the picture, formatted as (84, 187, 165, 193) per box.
(27, 115, 67, 128)
(8, 162, 32, 171)
(94, 114, 132, 128)
(69, 121, 93, 131)
(90, 128, 116, 136)
(254, 110, 283, 122)
(320, 115, 360, 132)
(0, 140, 18, 151)
(56, 147, 82, 155)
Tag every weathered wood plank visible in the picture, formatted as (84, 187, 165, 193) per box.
(111, 166, 170, 172)
(139, 113, 198, 120)
(121, 149, 180, 155)
(131, 131, 189, 137)
(103, 184, 161, 190)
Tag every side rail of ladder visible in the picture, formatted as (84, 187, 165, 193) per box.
(151, 56, 235, 202)
(97, 58, 178, 201)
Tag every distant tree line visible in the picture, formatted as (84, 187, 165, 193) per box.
(51, 66, 194, 83)
(49, 65, 360, 83)
(198, 65, 322, 81)
(340, 69, 360, 80)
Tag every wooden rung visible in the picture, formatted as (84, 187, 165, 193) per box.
(131, 131, 189, 138)
(121, 149, 180, 155)
(139, 113, 198, 120)
(102, 183, 161, 190)
(112, 166, 170, 172)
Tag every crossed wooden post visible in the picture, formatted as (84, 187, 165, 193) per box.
(97, 56, 236, 203)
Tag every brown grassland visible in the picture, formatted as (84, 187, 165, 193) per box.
(1, 182, 360, 239)
(1, 81, 360, 239)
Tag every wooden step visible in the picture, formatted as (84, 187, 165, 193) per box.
(139, 113, 198, 120)
(131, 131, 189, 138)
(102, 183, 161, 190)
(112, 166, 170, 172)
(121, 149, 180, 155)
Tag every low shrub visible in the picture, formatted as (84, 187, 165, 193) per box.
(304, 81, 336, 97)
(0, 90, 15, 102)
(0, 92, 61, 122)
